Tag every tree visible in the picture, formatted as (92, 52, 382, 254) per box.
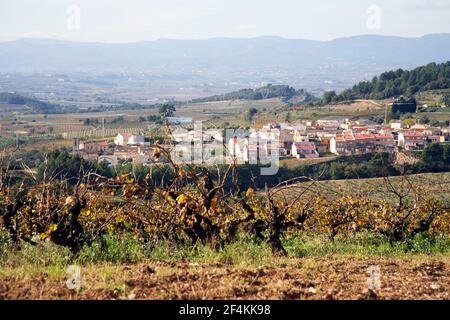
(318, 62, 450, 104)
(430, 119, 440, 127)
(111, 116, 125, 124)
(147, 115, 162, 124)
(421, 143, 446, 171)
(321, 91, 337, 104)
(403, 118, 416, 127)
(442, 94, 450, 107)
(244, 108, 258, 123)
(389, 97, 417, 120)
(190, 85, 313, 103)
(158, 104, 176, 118)
(418, 115, 430, 125)
(284, 111, 292, 122)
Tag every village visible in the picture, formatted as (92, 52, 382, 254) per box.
(72, 117, 450, 166)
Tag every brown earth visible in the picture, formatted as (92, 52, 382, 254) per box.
(0, 256, 448, 300)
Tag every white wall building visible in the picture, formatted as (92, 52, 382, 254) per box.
(228, 136, 249, 162)
(114, 133, 145, 146)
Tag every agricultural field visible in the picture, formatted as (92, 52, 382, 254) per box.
(0, 91, 449, 302)
(0, 253, 448, 300)
(0, 97, 389, 145)
(4, 92, 449, 152)
(0, 160, 448, 301)
(415, 88, 450, 106)
(274, 101, 386, 124)
(279, 156, 338, 169)
(176, 98, 285, 127)
(414, 111, 450, 123)
(276, 172, 450, 207)
(0, 103, 31, 115)
(327, 99, 386, 112)
(0, 98, 284, 140)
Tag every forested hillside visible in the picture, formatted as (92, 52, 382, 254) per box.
(320, 62, 450, 104)
(0, 92, 62, 113)
(191, 85, 315, 103)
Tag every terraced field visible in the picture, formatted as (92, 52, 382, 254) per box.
(275, 172, 450, 207)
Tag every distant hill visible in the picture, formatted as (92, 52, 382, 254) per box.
(190, 85, 315, 104)
(1, 34, 450, 91)
(0, 92, 63, 113)
(0, 92, 169, 114)
(319, 61, 450, 104)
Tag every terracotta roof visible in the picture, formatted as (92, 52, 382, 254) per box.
(119, 132, 133, 138)
(335, 133, 392, 142)
(354, 134, 376, 140)
(402, 131, 423, 137)
(374, 134, 394, 139)
(293, 142, 317, 150)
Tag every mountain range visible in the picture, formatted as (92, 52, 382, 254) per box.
(1, 34, 450, 92)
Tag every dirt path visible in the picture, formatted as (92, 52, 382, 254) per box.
(0, 257, 448, 300)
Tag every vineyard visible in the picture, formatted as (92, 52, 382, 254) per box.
(0, 145, 449, 299)
(0, 122, 151, 140)
(277, 173, 450, 207)
(1, 145, 448, 255)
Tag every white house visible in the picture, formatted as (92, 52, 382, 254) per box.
(114, 133, 130, 146)
(171, 129, 223, 144)
(114, 133, 145, 146)
(291, 142, 320, 159)
(398, 131, 426, 151)
(390, 121, 403, 130)
(128, 134, 145, 146)
(228, 136, 248, 162)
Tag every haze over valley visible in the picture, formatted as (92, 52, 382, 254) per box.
(1, 34, 450, 103)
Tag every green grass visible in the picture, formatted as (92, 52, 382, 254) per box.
(284, 233, 450, 258)
(76, 236, 153, 264)
(1, 229, 449, 277)
(0, 231, 71, 278)
(145, 237, 275, 267)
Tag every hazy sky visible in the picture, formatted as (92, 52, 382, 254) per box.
(1, 0, 450, 42)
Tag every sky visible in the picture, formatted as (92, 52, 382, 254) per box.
(1, 0, 450, 42)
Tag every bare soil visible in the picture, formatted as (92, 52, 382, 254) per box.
(0, 256, 448, 300)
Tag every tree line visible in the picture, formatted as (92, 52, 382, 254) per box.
(318, 61, 450, 104)
(0, 92, 64, 113)
(191, 85, 315, 104)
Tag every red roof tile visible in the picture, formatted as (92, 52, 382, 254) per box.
(402, 131, 423, 137)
